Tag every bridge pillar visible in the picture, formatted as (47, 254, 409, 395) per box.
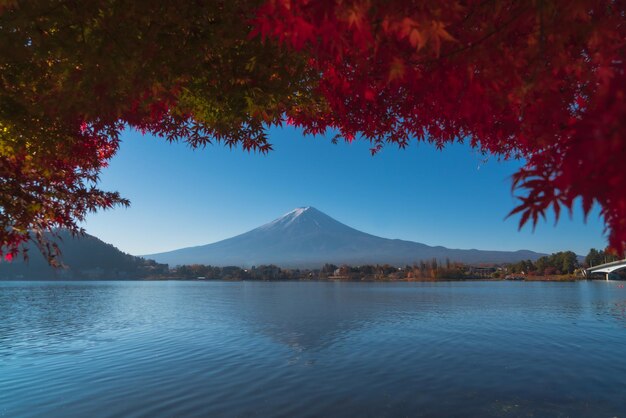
(606, 272, 610, 281)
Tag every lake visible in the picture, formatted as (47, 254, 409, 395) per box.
(1, 280, 625, 417)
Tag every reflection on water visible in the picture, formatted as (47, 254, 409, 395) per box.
(1, 281, 625, 417)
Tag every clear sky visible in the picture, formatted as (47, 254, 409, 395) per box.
(83, 126, 607, 256)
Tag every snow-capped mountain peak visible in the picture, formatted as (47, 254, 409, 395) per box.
(260, 206, 319, 230)
(145, 207, 545, 267)
(290, 206, 310, 216)
(281, 206, 311, 223)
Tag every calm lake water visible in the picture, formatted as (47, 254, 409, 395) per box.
(1, 281, 625, 417)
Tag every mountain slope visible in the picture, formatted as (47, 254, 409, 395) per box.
(0, 231, 167, 280)
(145, 207, 545, 267)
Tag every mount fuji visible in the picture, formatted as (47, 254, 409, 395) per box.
(144, 207, 544, 267)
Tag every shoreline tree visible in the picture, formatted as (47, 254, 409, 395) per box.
(1, 0, 624, 262)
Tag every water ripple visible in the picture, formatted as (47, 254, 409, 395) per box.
(1, 281, 625, 417)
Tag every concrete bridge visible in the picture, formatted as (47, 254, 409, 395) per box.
(584, 259, 626, 280)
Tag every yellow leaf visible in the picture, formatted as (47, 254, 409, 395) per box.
(432, 21, 456, 43)
(400, 17, 418, 38)
(388, 57, 405, 82)
(430, 21, 456, 57)
(409, 28, 425, 50)
(346, 9, 361, 29)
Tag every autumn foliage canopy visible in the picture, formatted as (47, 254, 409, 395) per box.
(1, 0, 625, 261)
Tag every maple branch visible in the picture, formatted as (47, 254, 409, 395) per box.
(408, 4, 532, 67)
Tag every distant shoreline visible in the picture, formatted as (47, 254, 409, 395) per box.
(0, 275, 601, 282)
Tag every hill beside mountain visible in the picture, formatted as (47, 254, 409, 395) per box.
(0, 231, 167, 280)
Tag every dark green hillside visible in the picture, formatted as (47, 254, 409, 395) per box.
(0, 231, 167, 280)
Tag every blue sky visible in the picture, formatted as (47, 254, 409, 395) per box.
(83, 126, 606, 256)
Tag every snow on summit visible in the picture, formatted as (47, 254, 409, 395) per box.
(290, 207, 310, 217)
(260, 206, 315, 230)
